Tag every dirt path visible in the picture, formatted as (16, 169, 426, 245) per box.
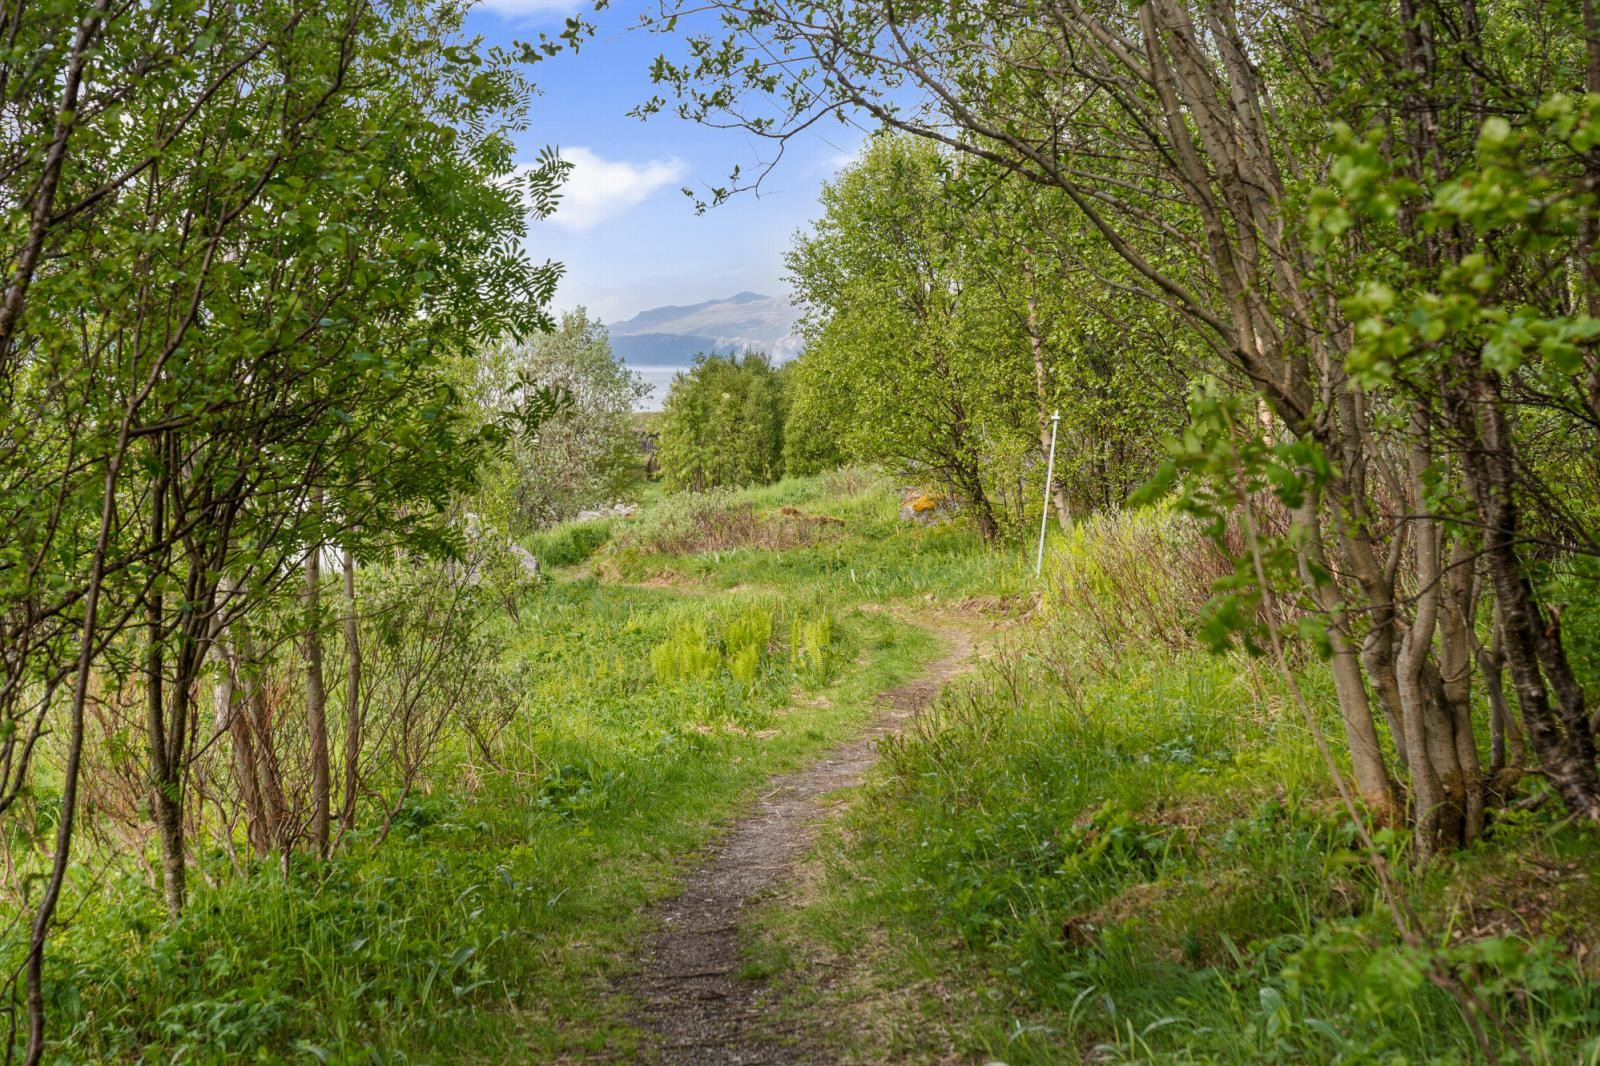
(622, 619, 976, 1064)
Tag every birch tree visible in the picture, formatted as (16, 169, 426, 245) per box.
(644, 0, 1600, 849)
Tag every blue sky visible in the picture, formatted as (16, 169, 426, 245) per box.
(464, 1, 868, 325)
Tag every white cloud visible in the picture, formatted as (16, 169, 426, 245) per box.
(811, 136, 868, 177)
(540, 147, 687, 233)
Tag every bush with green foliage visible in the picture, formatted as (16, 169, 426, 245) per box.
(475, 308, 650, 533)
(781, 350, 849, 477)
(658, 352, 787, 491)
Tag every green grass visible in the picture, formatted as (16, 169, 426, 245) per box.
(25, 475, 1595, 1063)
(18, 469, 992, 1062)
(523, 515, 614, 567)
(599, 469, 1028, 601)
(35, 582, 942, 1062)
(748, 509, 1600, 1065)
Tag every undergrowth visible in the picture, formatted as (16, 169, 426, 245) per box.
(598, 469, 1025, 602)
(12, 470, 999, 1062)
(760, 506, 1600, 1065)
(524, 515, 614, 567)
(26, 579, 917, 1061)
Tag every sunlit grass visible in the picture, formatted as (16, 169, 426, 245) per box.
(753, 507, 1600, 1065)
(17, 469, 989, 1061)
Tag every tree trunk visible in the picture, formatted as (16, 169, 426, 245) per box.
(962, 471, 1000, 542)
(1393, 413, 1468, 859)
(145, 441, 187, 919)
(1473, 597, 1522, 776)
(1455, 375, 1600, 823)
(1438, 539, 1484, 843)
(236, 626, 288, 849)
(305, 537, 331, 857)
(215, 646, 268, 857)
(1299, 502, 1398, 820)
(941, 408, 997, 540)
(1021, 253, 1070, 528)
(340, 548, 361, 833)
(148, 675, 187, 917)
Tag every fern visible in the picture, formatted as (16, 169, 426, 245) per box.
(790, 611, 834, 686)
(650, 620, 720, 683)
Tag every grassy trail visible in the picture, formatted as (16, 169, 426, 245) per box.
(34, 468, 1010, 1062)
(442, 591, 950, 1063)
(32, 473, 1600, 1062)
(495, 481, 1600, 1065)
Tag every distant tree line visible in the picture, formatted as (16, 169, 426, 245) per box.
(782, 136, 1189, 540)
(657, 139, 1187, 540)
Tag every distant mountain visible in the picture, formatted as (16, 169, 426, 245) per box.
(608, 292, 802, 366)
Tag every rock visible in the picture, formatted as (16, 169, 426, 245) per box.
(508, 543, 541, 579)
(575, 502, 638, 522)
(899, 488, 952, 524)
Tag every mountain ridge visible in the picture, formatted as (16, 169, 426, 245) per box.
(608, 292, 802, 366)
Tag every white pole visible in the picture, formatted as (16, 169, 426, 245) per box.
(1035, 410, 1061, 579)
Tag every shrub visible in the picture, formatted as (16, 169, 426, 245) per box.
(1039, 506, 1225, 673)
(659, 352, 786, 491)
(612, 490, 761, 556)
(782, 350, 848, 477)
(525, 517, 613, 567)
(473, 309, 650, 533)
(608, 489, 844, 559)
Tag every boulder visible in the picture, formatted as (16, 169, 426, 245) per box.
(508, 543, 541, 579)
(899, 489, 953, 524)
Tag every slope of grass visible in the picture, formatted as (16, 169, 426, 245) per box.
(752, 508, 1600, 1065)
(20, 471, 999, 1062)
(598, 469, 1028, 602)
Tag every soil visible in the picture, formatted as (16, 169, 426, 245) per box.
(621, 619, 976, 1064)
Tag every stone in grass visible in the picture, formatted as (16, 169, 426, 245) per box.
(508, 543, 541, 579)
(574, 501, 639, 522)
(900, 488, 954, 524)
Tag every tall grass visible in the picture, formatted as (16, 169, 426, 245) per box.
(1038, 506, 1222, 668)
(766, 506, 1600, 1064)
(15, 467, 997, 1061)
(600, 469, 1026, 602)
(524, 515, 614, 567)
